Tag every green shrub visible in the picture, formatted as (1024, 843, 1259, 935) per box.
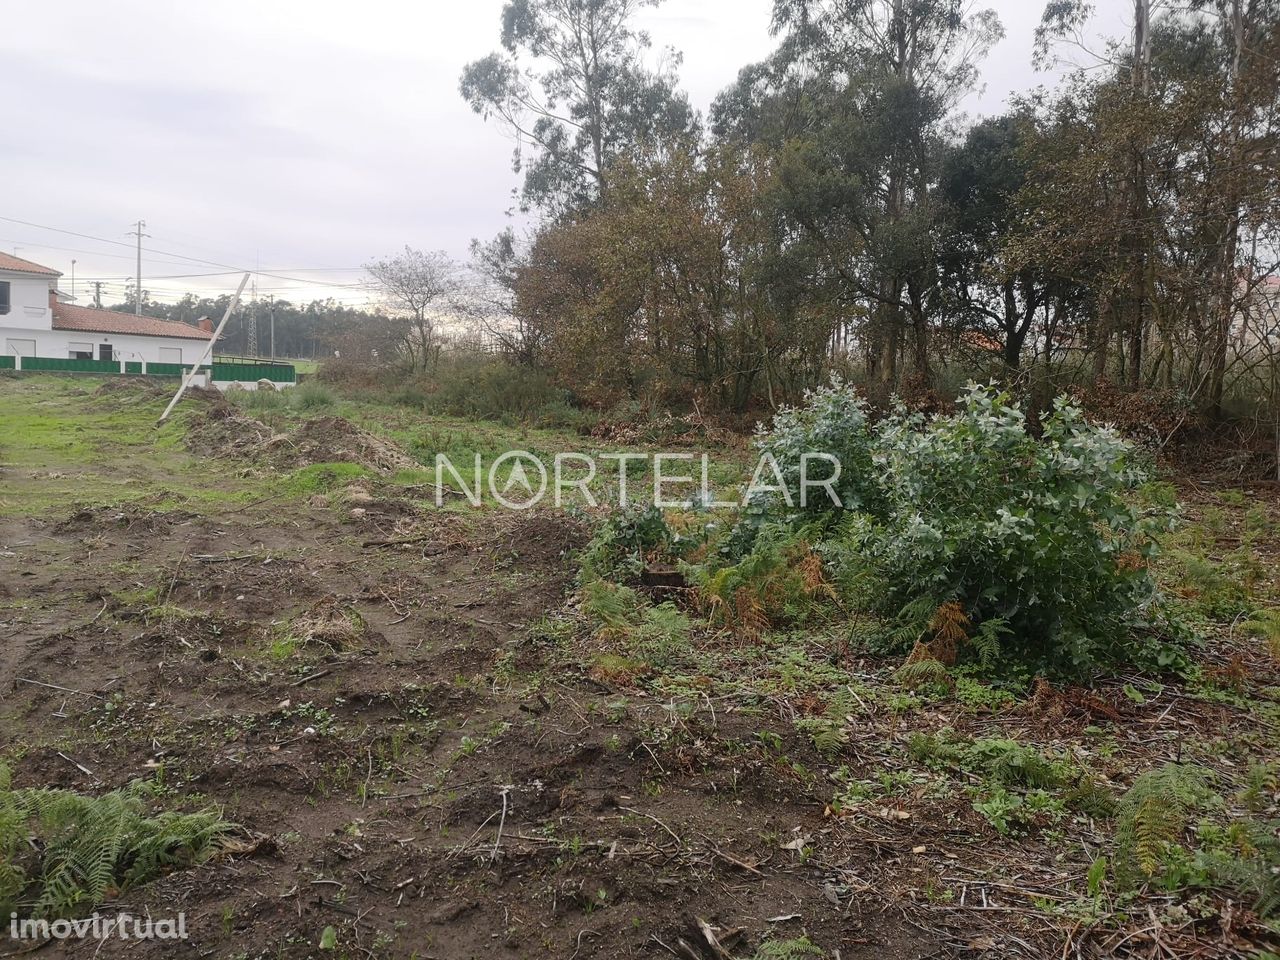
(741, 382, 1179, 675)
(579, 505, 673, 584)
(726, 379, 880, 555)
(0, 766, 234, 919)
(227, 384, 289, 415)
(430, 356, 571, 423)
(291, 380, 335, 411)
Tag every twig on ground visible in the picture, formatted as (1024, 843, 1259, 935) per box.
(16, 677, 104, 700)
(55, 751, 94, 777)
(491, 785, 512, 863)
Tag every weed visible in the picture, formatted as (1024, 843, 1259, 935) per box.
(0, 765, 234, 918)
(276, 462, 373, 498)
(749, 937, 825, 959)
(1241, 609, 1280, 661)
(292, 380, 335, 411)
(1113, 764, 1215, 886)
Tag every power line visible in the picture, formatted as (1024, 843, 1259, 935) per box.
(0, 236, 220, 269)
(0, 215, 372, 290)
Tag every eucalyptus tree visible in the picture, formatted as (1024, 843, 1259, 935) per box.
(737, 0, 1004, 392)
(937, 111, 1050, 372)
(459, 0, 697, 217)
(1031, 0, 1279, 405)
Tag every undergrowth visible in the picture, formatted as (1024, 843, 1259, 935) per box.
(0, 765, 235, 919)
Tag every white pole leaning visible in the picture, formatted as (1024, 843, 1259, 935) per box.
(158, 272, 250, 424)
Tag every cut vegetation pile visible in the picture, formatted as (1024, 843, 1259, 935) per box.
(186, 404, 416, 474)
(279, 416, 417, 473)
(183, 402, 276, 458)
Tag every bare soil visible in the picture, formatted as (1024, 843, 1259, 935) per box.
(0, 497, 932, 959)
(2, 380, 1276, 960)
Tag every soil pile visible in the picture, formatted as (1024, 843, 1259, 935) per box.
(270, 416, 417, 473)
(186, 409, 417, 474)
(184, 404, 276, 459)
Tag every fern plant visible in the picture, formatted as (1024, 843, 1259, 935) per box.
(690, 525, 834, 639)
(1193, 819, 1280, 919)
(0, 766, 234, 919)
(1113, 763, 1215, 887)
(1241, 608, 1280, 661)
(750, 936, 826, 959)
(581, 579, 641, 634)
(894, 657, 952, 693)
(794, 689, 859, 757)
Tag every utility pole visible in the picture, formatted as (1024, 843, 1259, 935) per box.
(247, 280, 258, 359)
(127, 220, 149, 315)
(268, 294, 276, 360)
(70, 260, 76, 302)
(92, 281, 104, 309)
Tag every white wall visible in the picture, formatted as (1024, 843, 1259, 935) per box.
(1, 326, 207, 365)
(0, 276, 53, 332)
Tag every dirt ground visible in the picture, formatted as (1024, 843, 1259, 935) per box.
(0, 499, 938, 959)
(1, 377, 1277, 959)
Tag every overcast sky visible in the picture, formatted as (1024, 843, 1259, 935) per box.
(0, 0, 1129, 309)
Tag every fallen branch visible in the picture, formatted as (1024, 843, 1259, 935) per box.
(16, 677, 104, 700)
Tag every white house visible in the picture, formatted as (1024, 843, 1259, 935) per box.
(0, 252, 293, 388)
(0, 253, 213, 368)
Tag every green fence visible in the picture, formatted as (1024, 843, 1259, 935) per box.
(142, 362, 206, 377)
(211, 361, 295, 383)
(22, 357, 122, 373)
(5, 355, 294, 383)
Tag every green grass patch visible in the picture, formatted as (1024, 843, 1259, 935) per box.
(275, 462, 373, 497)
(0, 376, 258, 517)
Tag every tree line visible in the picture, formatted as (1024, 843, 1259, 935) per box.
(457, 0, 1280, 419)
(111, 291, 388, 361)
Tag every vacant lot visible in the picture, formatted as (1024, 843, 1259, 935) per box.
(1, 375, 1276, 959)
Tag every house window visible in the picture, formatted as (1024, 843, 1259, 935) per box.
(158, 346, 183, 365)
(98, 344, 113, 362)
(0, 281, 9, 316)
(68, 342, 93, 360)
(5, 338, 35, 356)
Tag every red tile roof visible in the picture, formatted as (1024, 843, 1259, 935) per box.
(52, 302, 213, 341)
(0, 253, 62, 276)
